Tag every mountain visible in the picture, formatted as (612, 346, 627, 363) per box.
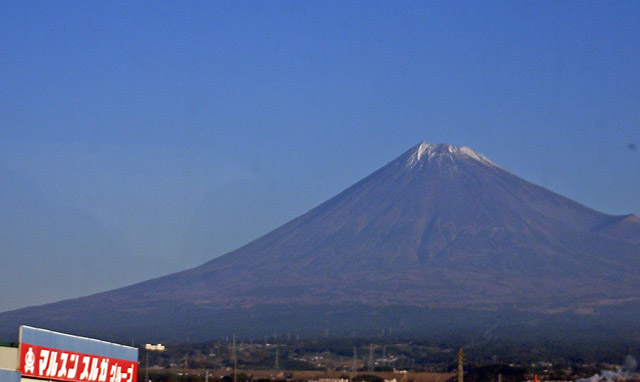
(1, 142, 639, 342)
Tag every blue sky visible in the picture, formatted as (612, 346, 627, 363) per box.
(1, 1, 639, 311)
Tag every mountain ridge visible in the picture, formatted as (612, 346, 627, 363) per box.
(1, 142, 638, 341)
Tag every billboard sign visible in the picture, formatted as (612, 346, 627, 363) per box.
(19, 326, 138, 382)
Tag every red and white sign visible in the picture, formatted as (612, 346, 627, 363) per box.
(20, 344, 138, 382)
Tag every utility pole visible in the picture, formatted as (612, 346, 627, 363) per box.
(144, 352, 149, 382)
(275, 346, 279, 370)
(233, 335, 237, 382)
(457, 348, 464, 382)
(382, 346, 386, 366)
(351, 347, 357, 382)
(368, 344, 374, 372)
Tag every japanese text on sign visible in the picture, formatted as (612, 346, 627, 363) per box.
(20, 344, 137, 382)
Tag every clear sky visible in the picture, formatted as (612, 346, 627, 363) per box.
(1, 1, 639, 311)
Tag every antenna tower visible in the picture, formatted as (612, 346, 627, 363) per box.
(457, 348, 464, 382)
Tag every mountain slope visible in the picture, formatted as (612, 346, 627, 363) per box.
(1, 142, 639, 341)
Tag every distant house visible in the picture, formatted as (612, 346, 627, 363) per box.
(145, 343, 166, 351)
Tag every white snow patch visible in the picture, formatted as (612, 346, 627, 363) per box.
(406, 142, 436, 167)
(457, 146, 499, 167)
(414, 142, 434, 161)
(405, 142, 500, 168)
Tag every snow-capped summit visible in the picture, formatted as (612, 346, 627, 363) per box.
(404, 141, 499, 168)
